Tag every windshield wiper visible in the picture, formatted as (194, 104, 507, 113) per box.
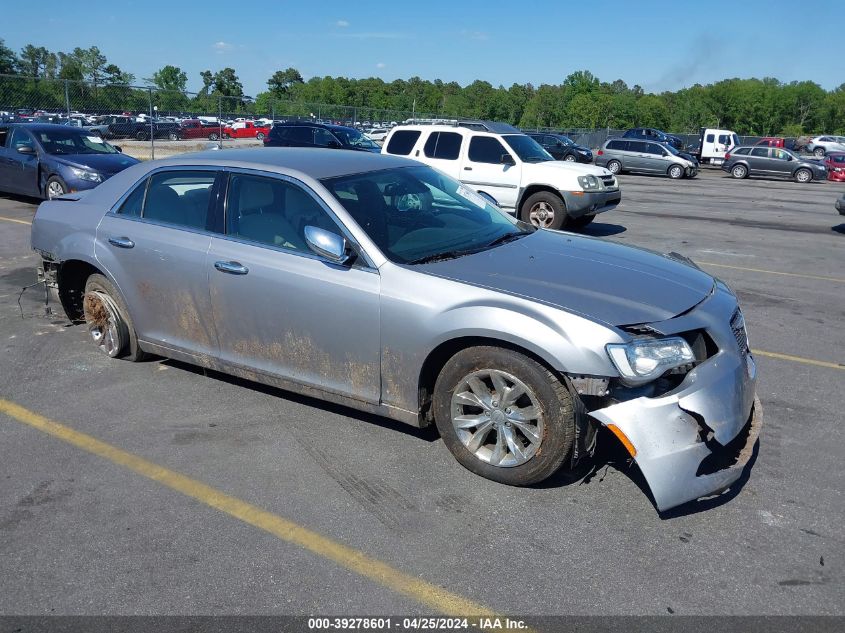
(408, 249, 472, 265)
(485, 230, 533, 248)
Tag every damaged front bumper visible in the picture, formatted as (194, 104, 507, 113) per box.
(588, 284, 762, 512)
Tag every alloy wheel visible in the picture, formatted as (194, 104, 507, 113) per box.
(528, 201, 557, 228)
(450, 369, 544, 467)
(47, 181, 65, 199)
(83, 291, 126, 358)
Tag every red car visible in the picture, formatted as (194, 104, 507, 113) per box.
(179, 119, 224, 141)
(824, 152, 845, 181)
(222, 121, 270, 140)
(754, 137, 785, 148)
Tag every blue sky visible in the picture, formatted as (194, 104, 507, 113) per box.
(5, 0, 844, 95)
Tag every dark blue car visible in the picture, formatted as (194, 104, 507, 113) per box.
(0, 123, 140, 199)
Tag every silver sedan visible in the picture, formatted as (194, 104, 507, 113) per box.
(31, 148, 762, 512)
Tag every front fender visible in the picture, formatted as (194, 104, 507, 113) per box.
(378, 265, 622, 412)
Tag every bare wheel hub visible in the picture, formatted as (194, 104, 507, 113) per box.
(451, 369, 544, 467)
(83, 291, 127, 358)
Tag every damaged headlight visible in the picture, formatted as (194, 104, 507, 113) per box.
(606, 337, 695, 385)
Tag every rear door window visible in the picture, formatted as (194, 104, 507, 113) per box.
(706, 134, 715, 143)
(423, 132, 462, 160)
(750, 148, 769, 158)
(287, 127, 314, 143)
(606, 140, 625, 151)
(467, 136, 508, 164)
(142, 171, 217, 230)
(645, 143, 664, 155)
(385, 130, 421, 155)
(0, 128, 8, 148)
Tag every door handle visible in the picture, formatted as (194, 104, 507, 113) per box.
(214, 260, 249, 275)
(464, 166, 473, 171)
(108, 236, 135, 249)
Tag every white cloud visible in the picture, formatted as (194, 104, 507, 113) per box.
(213, 41, 234, 53)
(336, 19, 349, 27)
(376, 62, 386, 69)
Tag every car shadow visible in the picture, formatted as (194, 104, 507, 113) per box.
(159, 358, 441, 443)
(0, 191, 41, 206)
(578, 222, 627, 237)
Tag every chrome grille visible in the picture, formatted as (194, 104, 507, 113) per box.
(601, 175, 617, 189)
(730, 310, 749, 357)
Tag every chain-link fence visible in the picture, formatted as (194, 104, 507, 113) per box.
(0, 73, 803, 161)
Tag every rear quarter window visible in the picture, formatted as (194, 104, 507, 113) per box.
(734, 148, 750, 155)
(385, 130, 421, 155)
(606, 140, 625, 151)
(423, 132, 462, 160)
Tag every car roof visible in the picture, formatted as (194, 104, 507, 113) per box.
(0, 122, 88, 132)
(273, 121, 357, 132)
(155, 147, 417, 179)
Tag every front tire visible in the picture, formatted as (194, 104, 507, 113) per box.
(606, 159, 622, 175)
(667, 164, 684, 179)
(813, 147, 825, 158)
(208, 133, 219, 141)
(520, 191, 567, 230)
(45, 176, 67, 200)
(563, 154, 577, 162)
(82, 274, 147, 362)
(432, 346, 575, 486)
(731, 164, 748, 179)
(168, 132, 179, 141)
(794, 168, 812, 183)
(256, 132, 265, 140)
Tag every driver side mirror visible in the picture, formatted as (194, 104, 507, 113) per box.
(500, 153, 516, 166)
(113, 145, 123, 153)
(16, 145, 35, 155)
(304, 225, 353, 265)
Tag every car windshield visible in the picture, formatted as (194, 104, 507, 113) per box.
(34, 128, 120, 155)
(502, 135, 553, 163)
(557, 135, 575, 145)
(663, 143, 680, 155)
(331, 127, 380, 149)
(322, 165, 535, 264)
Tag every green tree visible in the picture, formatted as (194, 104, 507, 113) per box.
(147, 65, 187, 92)
(267, 67, 304, 97)
(0, 39, 16, 74)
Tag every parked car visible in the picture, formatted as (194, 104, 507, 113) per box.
(30, 147, 762, 512)
(754, 137, 785, 148)
(527, 133, 593, 163)
(836, 193, 844, 215)
(265, 122, 381, 153)
(596, 138, 697, 179)
(179, 118, 225, 141)
(807, 136, 845, 158)
(99, 115, 181, 141)
(622, 127, 684, 151)
(366, 128, 389, 142)
(693, 128, 740, 165)
(63, 118, 110, 137)
(824, 152, 845, 181)
(382, 122, 619, 229)
(223, 121, 271, 140)
(0, 123, 139, 199)
(722, 146, 827, 183)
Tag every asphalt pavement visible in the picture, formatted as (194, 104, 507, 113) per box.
(0, 167, 843, 618)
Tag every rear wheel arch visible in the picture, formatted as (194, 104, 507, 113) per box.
(56, 259, 104, 321)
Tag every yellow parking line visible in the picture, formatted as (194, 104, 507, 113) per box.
(752, 349, 844, 370)
(698, 261, 845, 284)
(0, 398, 495, 617)
(0, 216, 32, 226)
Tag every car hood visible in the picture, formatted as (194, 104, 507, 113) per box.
(51, 153, 140, 175)
(416, 230, 715, 327)
(527, 160, 610, 178)
(571, 144, 592, 153)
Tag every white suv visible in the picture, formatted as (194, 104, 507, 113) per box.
(807, 136, 845, 158)
(381, 122, 620, 229)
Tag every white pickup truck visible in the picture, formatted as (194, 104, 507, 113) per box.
(381, 122, 620, 229)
